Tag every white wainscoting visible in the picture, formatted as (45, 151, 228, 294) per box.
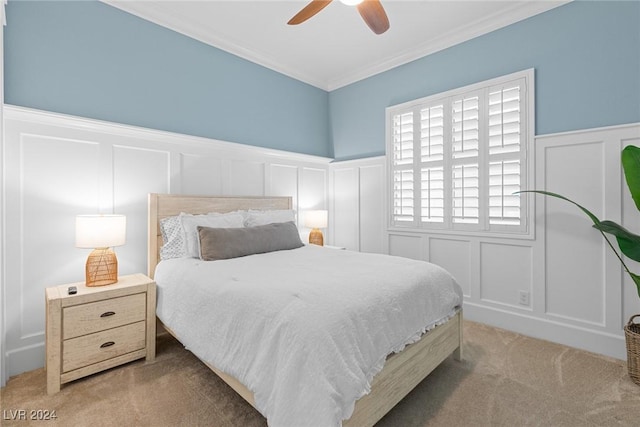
(1, 105, 331, 383)
(0, 24, 7, 387)
(3, 106, 639, 385)
(331, 123, 640, 361)
(0, 24, 5, 387)
(329, 157, 386, 254)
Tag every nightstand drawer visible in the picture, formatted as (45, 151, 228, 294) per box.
(63, 293, 146, 339)
(62, 321, 146, 372)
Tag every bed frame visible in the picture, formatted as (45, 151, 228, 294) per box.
(148, 193, 463, 427)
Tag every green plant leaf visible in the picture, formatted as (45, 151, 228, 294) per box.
(622, 145, 640, 211)
(517, 190, 602, 225)
(631, 273, 640, 299)
(518, 190, 640, 298)
(593, 220, 640, 263)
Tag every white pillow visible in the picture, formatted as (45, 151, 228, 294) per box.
(159, 215, 186, 260)
(245, 209, 296, 227)
(180, 212, 245, 258)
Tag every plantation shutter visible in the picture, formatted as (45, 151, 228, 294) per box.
(488, 80, 525, 227)
(391, 111, 415, 224)
(386, 69, 531, 235)
(451, 95, 480, 225)
(420, 105, 445, 223)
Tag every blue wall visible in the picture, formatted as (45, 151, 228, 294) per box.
(329, 0, 640, 160)
(5, 1, 640, 161)
(4, 1, 332, 157)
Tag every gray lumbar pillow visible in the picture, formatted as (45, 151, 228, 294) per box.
(198, 221, 304, 261)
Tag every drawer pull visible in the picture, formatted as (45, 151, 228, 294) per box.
(100, 341, 115, 348)
(100, 311, 116, 318)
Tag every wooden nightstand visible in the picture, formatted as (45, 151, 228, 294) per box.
(45, 273, 156, 395)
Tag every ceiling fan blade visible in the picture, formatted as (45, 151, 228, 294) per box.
(357, 0, 390, 35)
(288, 0, 333, 25)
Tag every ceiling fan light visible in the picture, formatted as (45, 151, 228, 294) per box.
(339, 0, 364, 6)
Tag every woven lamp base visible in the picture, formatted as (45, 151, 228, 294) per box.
(85, 248, 118, 287)
(309, 228, 324, 246)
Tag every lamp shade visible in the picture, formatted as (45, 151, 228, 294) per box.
(75, 215, 126, 249)
(304, 210, 328, 229)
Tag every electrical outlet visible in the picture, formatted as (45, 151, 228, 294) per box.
(518, 291, 530, 306)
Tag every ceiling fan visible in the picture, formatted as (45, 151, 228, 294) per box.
(288, 0, 390, 35)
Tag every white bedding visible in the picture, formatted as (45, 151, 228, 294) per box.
(155, 245, 462, 427)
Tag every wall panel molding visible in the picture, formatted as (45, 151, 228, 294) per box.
(1, 25, 7, 385)
(428, 237, 472, 298)
(479, 242, 533, 310)
(1, 105, 330, 379)
(541, 139, 607, 326)
(329, 156, 386, 253)
(377, 123, 640, 360)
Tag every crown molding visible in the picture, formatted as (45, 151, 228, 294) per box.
(103, 1, 569, 92)
(326, 1, 570, 90)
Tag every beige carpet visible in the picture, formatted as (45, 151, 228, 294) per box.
(2, 321, 639, 427)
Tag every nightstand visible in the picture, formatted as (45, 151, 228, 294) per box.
(45, 273, 156, 395)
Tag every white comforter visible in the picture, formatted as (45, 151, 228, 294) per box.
(155, 245, 462, 427)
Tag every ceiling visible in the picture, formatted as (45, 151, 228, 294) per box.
(104, 0, 568, 91)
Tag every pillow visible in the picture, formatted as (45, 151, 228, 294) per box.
(198, 221, 304, 261)
(245, 209, 296, 227)
(181, 212, 245, 258)
(159, 215, 186, 260)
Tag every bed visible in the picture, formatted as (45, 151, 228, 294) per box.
(148, 193, 463, 427)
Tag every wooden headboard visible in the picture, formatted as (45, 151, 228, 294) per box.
(147, 194, 293, 278)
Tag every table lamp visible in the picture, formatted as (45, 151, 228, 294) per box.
(75, 214, 126, 286)
(304, 210, 328, 246)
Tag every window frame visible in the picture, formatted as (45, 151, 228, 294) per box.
(386, 69, 535, 240)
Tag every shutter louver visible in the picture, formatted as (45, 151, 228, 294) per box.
(489, 86, 521, 155)
(391, 112, 415, 225)
(421, 106, 444, 162)
(393, 112, 414, 166)
(393, 169, 414, 223)
(421, 167, 444, 223)
(452, 96, 479, 159)
(488, 84, 523, 227)
(489, 160, 521, 225)
(452, 163, 479, 224)
(419, 105, 445, 223)
(452, 95, 480, 225)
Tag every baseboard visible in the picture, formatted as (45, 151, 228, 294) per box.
(463, 302, 627, 360)
(5, 342, 45, 382)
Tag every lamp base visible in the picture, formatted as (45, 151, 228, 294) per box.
(85, 248, 118, 287)
(309, 228, 324, 246)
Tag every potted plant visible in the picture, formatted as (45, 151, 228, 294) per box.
(520, 145, 640, 385)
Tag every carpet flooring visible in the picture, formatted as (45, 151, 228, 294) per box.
(1, 320, 639, 427)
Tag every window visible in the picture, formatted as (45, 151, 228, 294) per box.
(387, 69, 534, 236)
